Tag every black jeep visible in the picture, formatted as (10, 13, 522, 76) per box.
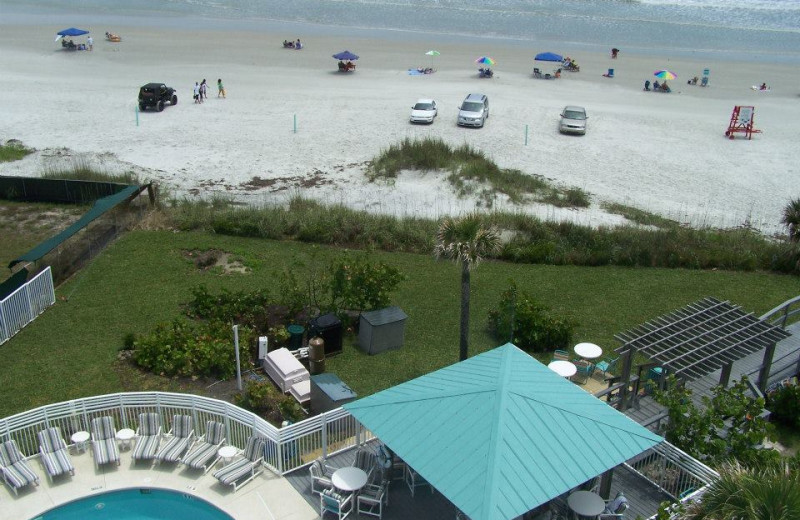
(138, 83, 177, 112)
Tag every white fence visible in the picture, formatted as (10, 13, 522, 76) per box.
(0, 267, 55, 345)
(0, 391, 369, 476)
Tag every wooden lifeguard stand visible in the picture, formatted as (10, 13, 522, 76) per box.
(725, 106, 762, 140)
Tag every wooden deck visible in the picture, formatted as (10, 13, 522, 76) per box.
(286, 445, 671, 519)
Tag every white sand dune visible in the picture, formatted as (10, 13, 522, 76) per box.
(0, 22, 797, 235)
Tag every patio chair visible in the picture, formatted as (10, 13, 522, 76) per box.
(90, 416, 120, 469)
(155, 415, 194, 463)
(571, 360, 594, 384)
(213, 436, 266, 492)
(599, 491, 629, 519)
(0, 439, 40, 495)
(594, 356, 619, 378)
(404, 464, 433, 497)
(37, 427, 74, 482)
(357, 474, 389, 518)
(181, 420, 226, 473)
(321, 487, 353, 519)
(353, 447, 376, 479)
(551, 349, 570, 362)
(132, 412, 162, 461)
(310, 457, 336, 496)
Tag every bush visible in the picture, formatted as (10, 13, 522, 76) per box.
(186, 284, 272, 326)
(487, 282, 575, 353)
(767, 382, 800, 428)
(235, 379, 305, 426)
(133, 319, 248, 379)
(330, 254, 405, 312)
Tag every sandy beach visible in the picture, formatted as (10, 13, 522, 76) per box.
(0, 18, 797, 235)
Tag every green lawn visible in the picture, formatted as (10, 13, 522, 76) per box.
(1, 229, 799, 418)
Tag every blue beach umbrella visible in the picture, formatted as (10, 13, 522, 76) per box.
(56, 27, 89, 41)
(333, 50, 359, 61)
(535, 51, 563, 62)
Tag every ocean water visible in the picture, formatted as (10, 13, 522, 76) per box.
(3, 0, 800, 62)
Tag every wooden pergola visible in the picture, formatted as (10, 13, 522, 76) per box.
(614, 297, 792, 401)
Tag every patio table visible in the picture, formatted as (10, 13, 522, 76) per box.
(116, 428, 135, 450)
(332, 466, 368, 493)
(568, 490, 606, 518)
(573, 342, 603, 360)
(548, 360, 577, 378)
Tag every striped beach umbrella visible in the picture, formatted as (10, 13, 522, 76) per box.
(475, 56, 495, 66)
(654, 70, 677, 80)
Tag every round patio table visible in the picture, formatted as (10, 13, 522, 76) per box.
(71, 431, 90, 453)
(116, 428, 135, 450)
(574, 342, 603, 360)
(568, 490, 606, 518)
(332, 466, 368, 492)
(547, 360, 577, 378)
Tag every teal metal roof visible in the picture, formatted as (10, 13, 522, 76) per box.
(343, 343, 662, 520)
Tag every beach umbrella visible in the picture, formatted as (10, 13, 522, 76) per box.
(654, 70, 677, 80)
(333, 50, 359, 61)
(535, 51, 563, 62)
(425, 50, 440, 68)
(56, 27, 89, 41)
(475, 56, 495, 66)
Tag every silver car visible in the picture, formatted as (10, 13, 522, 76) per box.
(410, 99, 437, 124)
(559, 105, 588, 135)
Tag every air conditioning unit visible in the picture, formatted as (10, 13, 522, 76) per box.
(258, 336, 268, 360)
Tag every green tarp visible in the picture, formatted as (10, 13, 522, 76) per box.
(0, 177, 131, 204)
(8, 185, 144, 268)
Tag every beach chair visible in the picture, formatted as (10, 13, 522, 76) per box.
(213, 436, 266, 492)
(533, 67, 543, 79)
(132, 412, 162, 461)
(90, 416, 120, 469)
(701, 76, 708, 87)
(155, 415, 194, 463)
(181, 420, 226, 473)
(37, 427, 74, 482)
(0, 439, 40, 495)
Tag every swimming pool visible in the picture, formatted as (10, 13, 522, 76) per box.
(32, 488, 235, 520)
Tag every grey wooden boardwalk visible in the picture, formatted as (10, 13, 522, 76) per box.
(625, 322, 799, 430)
(286, 446, 670, 519)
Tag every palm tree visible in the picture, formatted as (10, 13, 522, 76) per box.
(434, 214, 500, 361)
(679, 460, 800, 520)
(783, 198, 800, 242)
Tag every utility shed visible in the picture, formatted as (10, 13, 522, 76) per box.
(310, 373, 357, 414)
(358, 306, 407, 355)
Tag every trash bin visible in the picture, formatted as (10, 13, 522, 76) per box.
(287, 324, 304, 350)
(308, 336, 326, 375)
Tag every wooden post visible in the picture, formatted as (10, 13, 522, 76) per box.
(146, 183, 157, 206)
(719, 361, 733, 388)
(598, 468, 614, 500)
(619, 347, 636, 411)
(757, 341, 777, 392)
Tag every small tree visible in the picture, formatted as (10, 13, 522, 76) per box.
(434, 214, 500, 361)
(783, 198, 800, 242)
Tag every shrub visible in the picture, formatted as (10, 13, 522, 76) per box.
(487, 282, 575, 353)
(767, 382, 800, 428)
(330, 254, 405, 313)
(185, 285, 272, 326)
(0, 140, 33, 163)
(235, 379, 305, 426)
(133, 319, 248, 379)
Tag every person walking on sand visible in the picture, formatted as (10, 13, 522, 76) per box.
(217, 78, 226, 98)
(194, 82, 201, 104)
(87, 35, 93, 51)
(200, 79, 208, 100)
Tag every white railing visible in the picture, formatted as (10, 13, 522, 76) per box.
(0, 391, 370, 475)
(0, 267, 55, 345)
(761, 295, 800, 329)
(627, 441, 719, 503)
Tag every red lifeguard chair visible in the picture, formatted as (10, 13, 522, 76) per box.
(725, 106, 762, 140)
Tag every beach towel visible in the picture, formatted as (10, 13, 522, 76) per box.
(408, 68, 435, 75)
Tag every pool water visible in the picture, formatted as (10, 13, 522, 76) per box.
(32, 488, 235, 520)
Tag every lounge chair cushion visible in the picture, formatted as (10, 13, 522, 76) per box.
(181, 421, 225, 471)
(0, 440, 39, 491)
(93, 438, 119, 466)
(133, 413, 161, 460)
(156, 415, 193, 462)
(92, 416, 116, 440)
(38, 427, 74, 478)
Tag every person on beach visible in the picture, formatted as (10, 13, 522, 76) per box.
(87, 36, 93, 51)
(644, 80, 651, 91)
(200, 79, 208, 100)
(295, 39, 302, 49)
(653, 80, 660, 91)
(217, 78, 226, 98)
(759, 82, 768, 90)
(194, 82, 201, 104)
(611, 47, 619, 58)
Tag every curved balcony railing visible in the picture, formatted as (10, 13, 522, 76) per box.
(0, 391, 367, 475)
(761, 295, 800, 329)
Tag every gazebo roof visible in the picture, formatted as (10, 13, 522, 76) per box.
(343, 343, 662, 520)
(615, 297, 791, 381)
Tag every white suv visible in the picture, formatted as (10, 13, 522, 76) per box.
(457, 93, 489, 128)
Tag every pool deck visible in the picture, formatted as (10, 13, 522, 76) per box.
(2, 445, 318, 520)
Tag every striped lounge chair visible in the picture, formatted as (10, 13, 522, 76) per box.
(181, 420, 226, 473)
(155, 415, 194, 463)
(37, 427, 75, 482)
(212, 436, 265, 492)
(132, 413, 162, 462)
(0, 439, 40, 495)
(91, 416, 120, 469)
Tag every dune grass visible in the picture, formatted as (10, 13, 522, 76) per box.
(1, 229, 798, 418)
(0, 140, 33, 163)
(41, 159, 140, 184)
